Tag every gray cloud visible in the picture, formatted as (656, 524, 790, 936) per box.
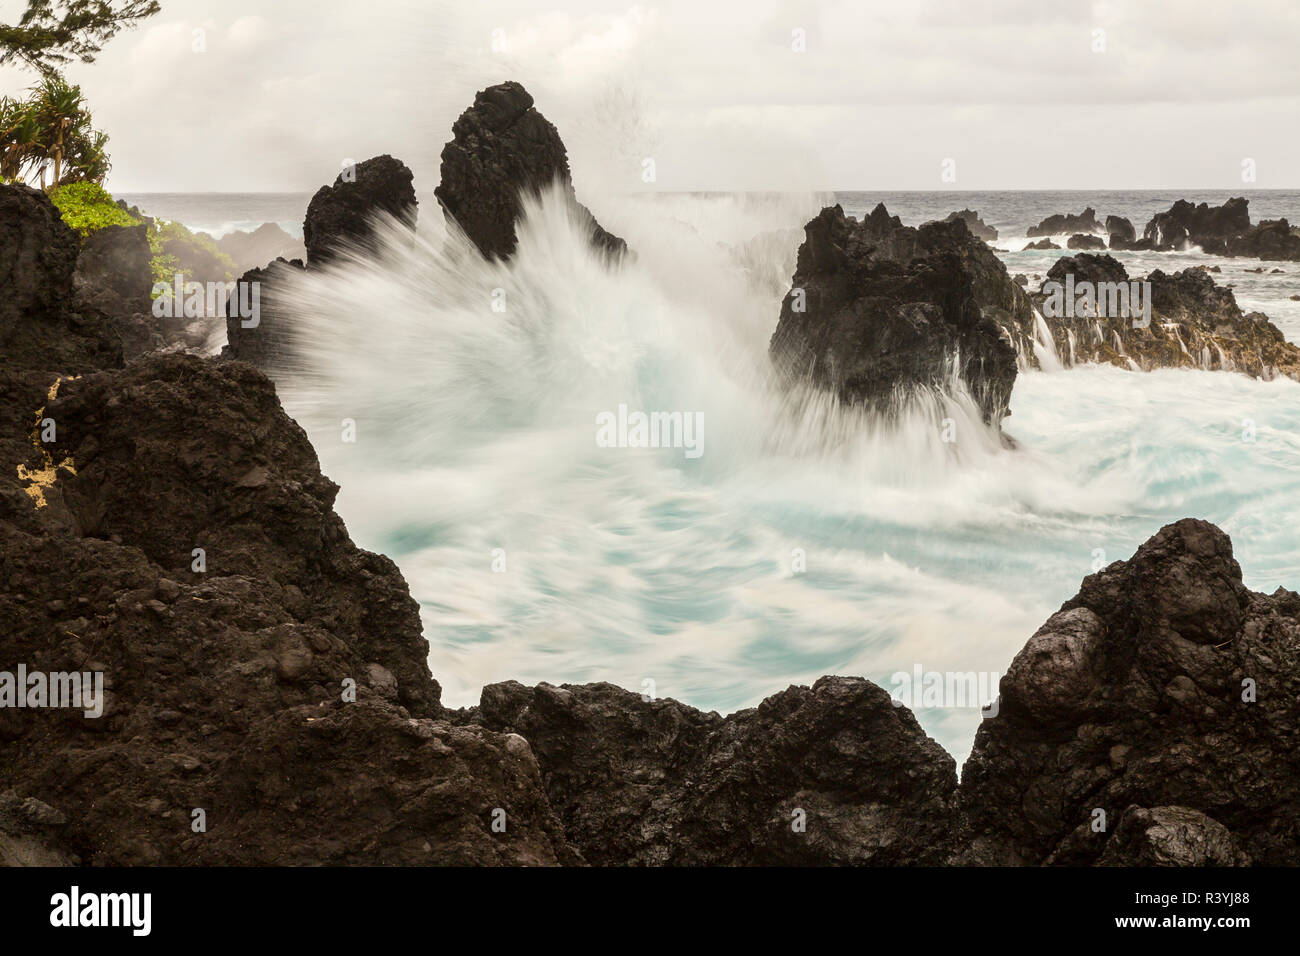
(1, 0, 1296, 192)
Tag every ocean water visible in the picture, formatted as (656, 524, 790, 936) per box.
(146, 188, 1300, 761)
(116, 192, 310, 240)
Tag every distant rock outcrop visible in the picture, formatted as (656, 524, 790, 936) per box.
(1023, 238, 1060, 251)
(1067, 233, 1106, 250)
(303, 154, 417, 266)
(209, 222, 305, 276)
(1026, 207, 1101, 238)
(768, 204, 1018, 428)
(1142, 197, 1250, 251)
(943, 208, 997, 241)
(1027, 253, 1300, 378)
(1105, 215, 1136, 249)
(1225, 218, 1300, 261)
(434, 81, 627, 263)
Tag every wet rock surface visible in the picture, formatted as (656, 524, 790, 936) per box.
(1025, 252, 1300, 378)
(768, 203, 1019, 428)
(303, 154, 417, 267)
(3, 165, 1298, 868)
(1141, 196, 1300, 260)
(434, 81, 626, 263)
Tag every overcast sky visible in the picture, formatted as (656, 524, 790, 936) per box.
(2, 0, 1298, 193)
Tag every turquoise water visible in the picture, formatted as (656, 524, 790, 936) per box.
(193, 186, 1300, 761)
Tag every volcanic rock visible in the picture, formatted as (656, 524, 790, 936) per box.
(1067, 233, 1106, 250)
(957, 518, 1300, 865)
(1026, 207, 1101, 238)
(303, 154, 417, 266)
(768, 204, 1018, 428)
(1142, 197, 1250, 251)
(477, 676, 957, 866)
(0, 183, 107, 372)
(434, 81, 626, 263)
(943, 208, 997, 241)
(1226, 218, 1300, 261)
(221, 257, 305, 371)
(1028, 253, 1300, 377)
(1105, 215, 1136, 249)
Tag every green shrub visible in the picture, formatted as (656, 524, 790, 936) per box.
(49, 183, 237, 286)
(48, 181, 137, 236)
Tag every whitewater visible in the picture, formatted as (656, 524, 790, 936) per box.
(265, 187, 1300, 761)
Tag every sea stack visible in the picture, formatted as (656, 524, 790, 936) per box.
(435, 81, 627, 263)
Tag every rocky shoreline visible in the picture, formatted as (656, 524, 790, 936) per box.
(2, 82, 1298, 866)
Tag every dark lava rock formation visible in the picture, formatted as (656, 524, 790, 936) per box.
(957, 519, 1300, 866)
(943, 208, 997, 241)
(1067, 233, 1106, 250)
(1, 350, 576, 864)
(1027, 252, 1300, 379)
(1143, 197, 1250, 251)
(1105, 215, 1136, 249)
(768, 204, 1018, 428)
(224, 155, 413, 368)
(435, 81, 627, 263)
(221, 257, 305, 371)
(1141, 197, 1300, 260)
(1066, 234, 1107, 251)
(1022, 238, 1060, 251)
(475, 676, 957, 866)
(0, 184, 101, 372)
(1026, 207, 1101, 238)
(303, 154, 417, 267)
(4, 161, 1298, 868)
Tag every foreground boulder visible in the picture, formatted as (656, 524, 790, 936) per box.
(768, 204, 1018, 428)
(957, 518, 1300, 865)
(435, 81, 626, 263)
(476, 677, 957, 865)
(0, 352, 583, 864)
(1027, 252, 1300, 378)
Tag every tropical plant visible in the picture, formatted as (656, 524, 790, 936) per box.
(0, 1, 161, 76)
(0, 74, 111, 187)
(47, 179, 135, 234)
